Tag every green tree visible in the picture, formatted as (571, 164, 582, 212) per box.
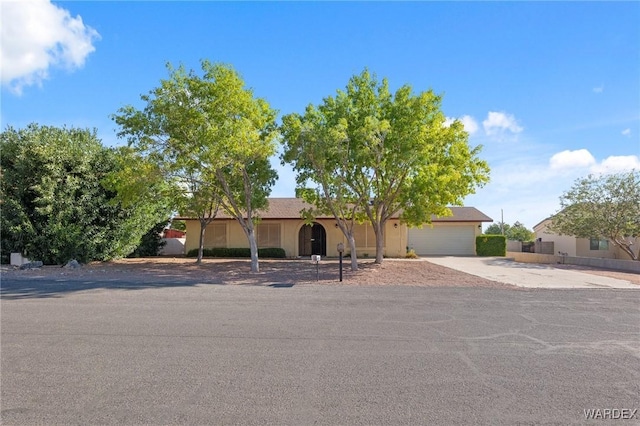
(0, 124, 169, 264)
(550, 172, 640, 260)
(170, 220, 187, 231)
(281, 70, 490, 264)
(103, 146, 174, 256)
(281, 109, 367, 271)
(113, 61, 278, 272)
(484, 221, 533, 241)
(484, 222, 510, 236)
(507, 221, 534, 242)
(129, 221, 167, 257)
(178, 176, 222, 264)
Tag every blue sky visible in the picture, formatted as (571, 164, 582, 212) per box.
(2, 1, 639, 229)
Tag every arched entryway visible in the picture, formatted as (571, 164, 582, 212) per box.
(298, 223, 326, 256)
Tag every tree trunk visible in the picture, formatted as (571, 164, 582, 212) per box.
(612, 238, 639, 261)
(374, 220, 385, 264)
(197, 220, 206, 264)
(247, 225, 259, 272)
(347, 234, 358, 271)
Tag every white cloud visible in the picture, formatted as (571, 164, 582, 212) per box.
(592, 85, 604, 94)
(591, 155, 640, 174)
(466, 147, 640, 230)
(444, 115, 479, 135)
(460, 115, 479, 135)
(0, 0, 100, 94)
(621, 128, 631, 136)
(464, 158, 567, 230)
(482, 111, 523, 136)
(549, 149, 596, 171)
(549, 149, 639, 174)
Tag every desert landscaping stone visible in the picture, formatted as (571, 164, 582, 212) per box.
(63, 259, 81, 269)
(18, 261, 43, 270)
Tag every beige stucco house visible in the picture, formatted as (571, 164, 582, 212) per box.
(179, 198, 492, 258)
(534, 218, 639, 260)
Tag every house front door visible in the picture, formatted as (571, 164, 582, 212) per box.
(298, 223, 326, 257)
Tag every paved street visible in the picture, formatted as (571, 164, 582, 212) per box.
(1, 279, 639, 425)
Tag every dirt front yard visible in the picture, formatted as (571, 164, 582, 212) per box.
(3, 257, 516, 288)
(4, 257, 638, 288)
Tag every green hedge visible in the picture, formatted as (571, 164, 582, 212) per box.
(186, 247, 286, 259)
(476, 235, 506, 256)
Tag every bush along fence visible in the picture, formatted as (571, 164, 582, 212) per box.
(476, 235, 506, 256)
(186, 247, 286, 259)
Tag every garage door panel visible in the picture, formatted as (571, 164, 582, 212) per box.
(408, 225, 475, 255)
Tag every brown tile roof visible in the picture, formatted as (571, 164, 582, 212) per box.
(430, 207, 493, 222)
(177, 198, 492, 222)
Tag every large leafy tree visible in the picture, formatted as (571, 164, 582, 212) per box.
(550, 172, 640, 260)
(281, 109, 366, 271)
(0, 124, 170, 264)
(281, 70, 490, 264)
(179, 175, 222, 264)
(113, 61, 278, 272)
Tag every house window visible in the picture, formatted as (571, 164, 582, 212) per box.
(204, 223, 227, 248)
(257, 223, 281, 248)
(589, 238, 609, 251)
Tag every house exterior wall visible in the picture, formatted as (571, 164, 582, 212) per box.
(575, 237, 640, 259)
(183, 218, 407, 258)
(534, 219, 576, 256)
(534, 219, 639, 260)
(536, 230, 576, 256)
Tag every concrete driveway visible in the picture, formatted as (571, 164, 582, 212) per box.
(425, 257, 639, 289)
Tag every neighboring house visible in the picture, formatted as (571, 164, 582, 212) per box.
(159, 237, 186, 256)
(163, 229, 186, 239)
(177, 198, 492, 258)
(534, 218, 639, 259)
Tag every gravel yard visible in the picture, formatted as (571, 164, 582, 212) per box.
(4, 257, 509, 288)
(3, 257, 637, 287)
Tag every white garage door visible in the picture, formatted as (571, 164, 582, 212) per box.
(408, 225, 476, 255)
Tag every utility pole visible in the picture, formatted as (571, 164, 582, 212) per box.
(501, 209, 504, 235)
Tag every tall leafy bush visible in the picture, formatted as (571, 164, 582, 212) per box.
(476, 235, 506, 256)
(1, 124, 170, 264)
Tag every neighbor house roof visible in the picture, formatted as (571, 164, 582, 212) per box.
(429, 207, 492, 222)
(176, 198, 492, 222)
(533, 217, 553, 231)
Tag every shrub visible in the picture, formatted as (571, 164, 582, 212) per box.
(476, 235, 506, 256)
(129, 222, 167, 257)
(258, 247, 287, 258)
(186, 247, 286, 259)
(405, 249, 419, 259)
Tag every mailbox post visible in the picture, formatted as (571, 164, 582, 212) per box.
(337, 243, 345, 282)
(311, 254, 321, 280)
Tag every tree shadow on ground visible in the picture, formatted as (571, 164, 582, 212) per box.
(0, 260, 345, 300)
(481, 258, 557, 270)
(0, 279, 203, 300)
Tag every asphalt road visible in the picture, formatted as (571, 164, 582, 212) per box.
(1, 279, 639, 425)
